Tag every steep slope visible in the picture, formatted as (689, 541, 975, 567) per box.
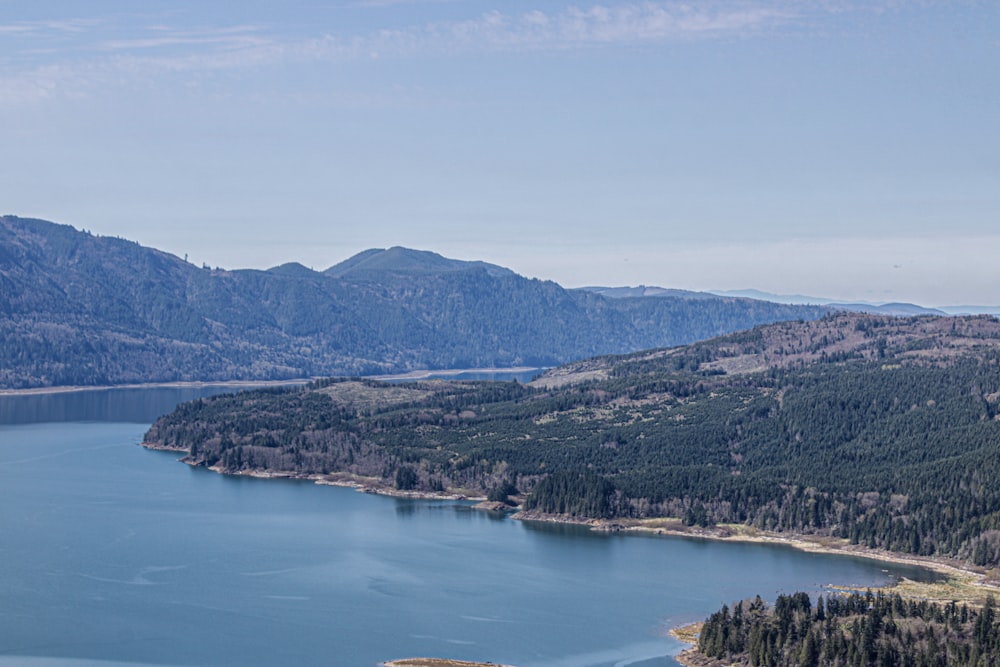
(1, 215, 830, 389)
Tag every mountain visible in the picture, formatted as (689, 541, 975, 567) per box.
(940, 305, 1000, 316)
(708, 288, 839, 305)
(266, 262, 321, 279)
(144, 311, 1000, 568)
(0, 215, 831, 389)
(575, 285, 716, 299)
(324, 246, 515, 279)
(592, 286, 950, 316)
(710, 287, 997, 316)
(833, 301, 949, 316)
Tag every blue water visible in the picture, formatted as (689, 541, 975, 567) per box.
(0, 387, 933, 667)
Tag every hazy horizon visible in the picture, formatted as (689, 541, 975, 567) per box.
(9, 214, 997, 311)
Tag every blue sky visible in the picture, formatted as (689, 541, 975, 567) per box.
(2, 1, 998, 305)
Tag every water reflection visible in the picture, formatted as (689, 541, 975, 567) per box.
(0, 385, 279, 424)
(476, 507, 511, 522)
(522, 518, 608, 540)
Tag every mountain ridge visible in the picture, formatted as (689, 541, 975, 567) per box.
(0, 215, 832, 389)
(708, 287, 999, 315)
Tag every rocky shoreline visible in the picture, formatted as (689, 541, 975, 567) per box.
(137, 445, 1000, 600)
(140, 447, 1000, 667)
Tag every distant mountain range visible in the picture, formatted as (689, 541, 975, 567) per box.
(706, 288, 1000, 316)
(581, 286, 1000, 317)
(0, 215, 832, 389)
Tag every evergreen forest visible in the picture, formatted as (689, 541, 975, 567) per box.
(144, 312, 1000, 568)
(696, 591, 1000, 667)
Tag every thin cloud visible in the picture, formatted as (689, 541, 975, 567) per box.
(0, 2, 815, 106)
(97, 25, 268, 52)
(352, 0, 460, 6)
(362, 3, 797, 54)
(0, 18, 103, 36)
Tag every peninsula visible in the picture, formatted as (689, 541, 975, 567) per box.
(143, 312, 1000, 575)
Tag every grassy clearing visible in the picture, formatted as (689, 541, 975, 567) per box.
(316, 381, 435, 413)
(832, 572, 999, 607)
(669, 621, 704, 645)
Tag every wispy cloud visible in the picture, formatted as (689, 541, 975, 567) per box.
(338, 3, 797, 56)
(0, 18, 102, 35)
(462, 3, 794, 48)
(97, 25, 268, 52)
(351, 0, 461, 7)
(0, 2, 803, 106)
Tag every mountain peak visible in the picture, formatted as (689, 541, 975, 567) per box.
(266, 262, 319, 278)
(324, 246, 514, 279)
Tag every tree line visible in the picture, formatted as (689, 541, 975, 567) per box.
(697, 591, 999, 666)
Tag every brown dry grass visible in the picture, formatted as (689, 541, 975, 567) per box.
(316, 381, 434, 412)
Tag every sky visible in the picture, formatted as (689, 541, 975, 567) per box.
(1, 1, 998, 306)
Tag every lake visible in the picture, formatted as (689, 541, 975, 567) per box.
(0, 385, 934, 667)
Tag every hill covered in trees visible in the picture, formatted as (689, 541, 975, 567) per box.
(692, 591, 999, 666)
(144, 312, 1000, 568)
(0, 215, 829, 389)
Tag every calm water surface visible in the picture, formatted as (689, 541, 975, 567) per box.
(0, 387, 934, 667)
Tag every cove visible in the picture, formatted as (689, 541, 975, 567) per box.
(0, 387, 934, 667)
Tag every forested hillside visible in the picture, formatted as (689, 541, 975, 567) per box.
(144, 312, 1000, 567)
(0, 215, 828, 389)
(694, 591, 1000, 666)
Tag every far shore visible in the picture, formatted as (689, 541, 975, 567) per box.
(366, 366, 543, 381)
(0, 378, 312, 397)
(383, 659, 517, 667)
(0, 367, 544, 397)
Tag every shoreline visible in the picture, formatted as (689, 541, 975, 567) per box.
(140, 449, 494, 502)
(138, 446, 1000, 601)
(367, 366, 542, 382)
(588, 517, 1000, 602)
(383, 660, 517, 667)
(141, 449, 1000, 667)
(0, 378, 312, 397)
(140, 442, 1000, 602)
(669, 623, 709, 667)
(513, 512, 990, 586)
(0, 367, 543, 397)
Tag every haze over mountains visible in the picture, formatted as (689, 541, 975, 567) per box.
(1, 215, 833, 389)
(707, 289, 1000, 317)
(585, 286, 1000, 317)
